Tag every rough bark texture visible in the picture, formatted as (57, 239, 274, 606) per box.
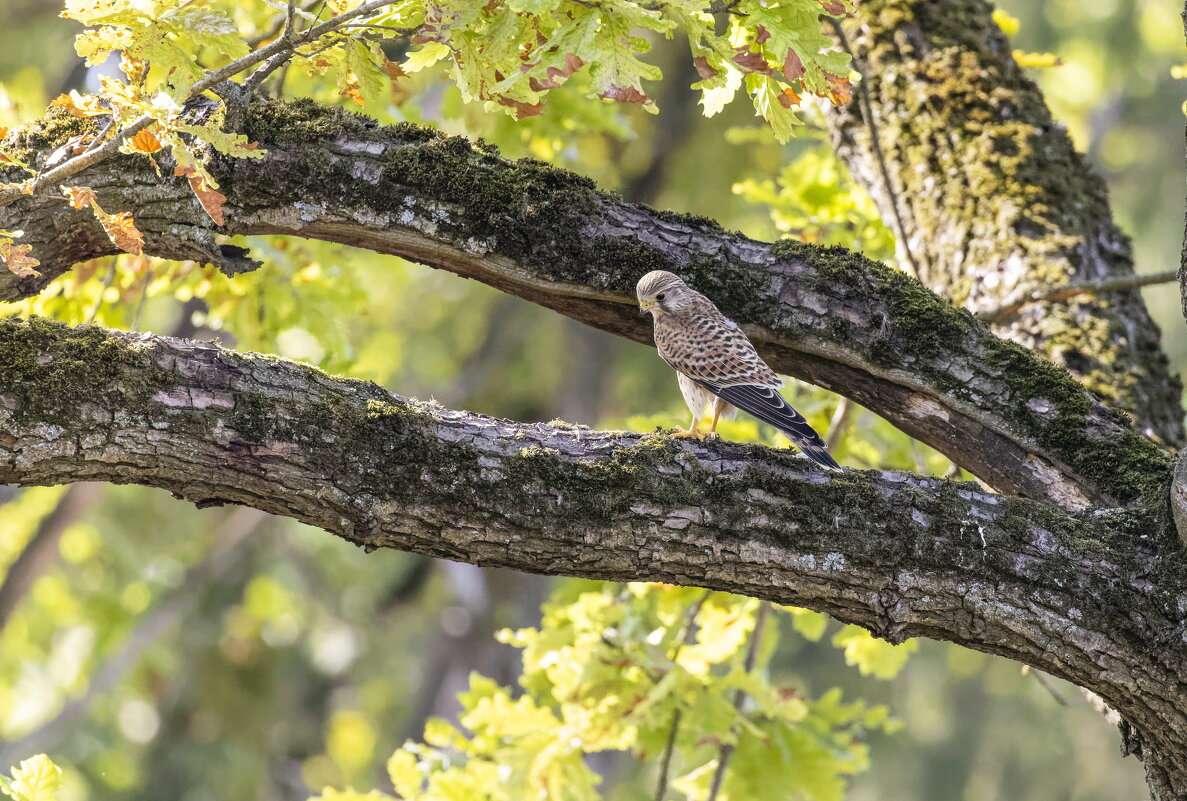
(826, 0, 1184, 445)
(1, 316, 1185, 795)
(0, 101, 1170, 513)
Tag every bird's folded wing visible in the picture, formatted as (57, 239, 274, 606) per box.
(696, 381, 840, 469)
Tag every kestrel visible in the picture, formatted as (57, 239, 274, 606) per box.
(637, 270, 840, 470)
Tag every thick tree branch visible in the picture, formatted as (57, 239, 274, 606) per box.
(826, 0, 1184, 445)
(0, 317, 1185, 792)
(0, 101, 1170, 512)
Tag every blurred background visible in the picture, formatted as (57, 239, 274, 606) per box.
(0, 0, 1182, 798)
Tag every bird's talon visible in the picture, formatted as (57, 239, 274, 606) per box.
(671, 428, 705, 440)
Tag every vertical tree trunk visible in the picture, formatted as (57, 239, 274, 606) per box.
(826, 0, 1184, 444)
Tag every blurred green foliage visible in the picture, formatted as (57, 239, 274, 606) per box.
(0, 0, 1179, 799)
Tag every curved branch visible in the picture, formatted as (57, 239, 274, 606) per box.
(1, 316, 1185, 792)
(824, 0, 1183, 445)
(0, 100, 1170, 511)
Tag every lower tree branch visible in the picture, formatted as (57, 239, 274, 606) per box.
(0, 100, 1170, 513)
(1, 317, 1186, 794)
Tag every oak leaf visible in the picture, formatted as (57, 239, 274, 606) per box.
(127, 128, 164, 154)
(783, 48, 805, 82)
(62, 185, 98, 209)
(0, 239, 39, 277)
(95, 209, 144, 255)
(598, 84, 651, 104)
(175, 164, 228, 227)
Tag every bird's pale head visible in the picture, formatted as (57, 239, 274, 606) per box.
(636, 270, 691, 317)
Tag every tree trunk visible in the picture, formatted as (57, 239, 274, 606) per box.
(826, 0, 1184, 445)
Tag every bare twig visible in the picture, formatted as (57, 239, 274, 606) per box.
(977, 270, 1180, 322)
(84, 255, 119, 324)
(130, 263, 153, 331)
(825, 396, 852, 452)
(654, 590, 713, 801)
(0, 484, 104, 634)
(706, 602, 770, 801)
(0, 0, 405, 209)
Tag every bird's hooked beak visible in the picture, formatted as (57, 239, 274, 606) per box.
(638, 299, 651, 316)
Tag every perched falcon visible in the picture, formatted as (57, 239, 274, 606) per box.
(636, 270, 840, 470)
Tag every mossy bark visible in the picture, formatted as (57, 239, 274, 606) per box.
(826, 0, 1184, 447)
(0, 99, 1170, 512)
(1, 316, 1186, 795)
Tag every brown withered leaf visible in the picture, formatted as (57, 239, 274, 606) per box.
(731, 49, 772, 74)
(127, 128, 164, 154)
(0, 240, 40, 277)
(755, 25, 771, 44)
(62, 185, 97, 210)
(496, 96, 545, 119)
(783, 48, 805, 82)
(379, 55, 406, 81)
(819, 0, 847, 14)
(95, 209, 144, 255)
(599, 84, 651, 104)
(174, 165, 227, 227)
(528, 53, 585, 91)
(692, 56, 718, 80)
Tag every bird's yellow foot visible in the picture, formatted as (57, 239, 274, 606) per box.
(671, 428, 706, 440)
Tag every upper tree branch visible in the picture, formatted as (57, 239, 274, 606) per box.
(0, 100, 1170, 512)
(825, 0, 1184, 445)
(1, 316, 1185, 792)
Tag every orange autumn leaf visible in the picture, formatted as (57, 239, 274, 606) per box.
(341, 81, 366, 107)
(95, 209, 144, 255)
(127, 128, 164, 154)
(0, 240, 40, 277)
(777, 86, 802, 108)
(62, 185, 97, 210)
(825, 72, 853, 104)
(174, 164, 227, 227)
(50, 90, 107, 117)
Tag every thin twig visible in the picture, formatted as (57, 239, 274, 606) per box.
(130, 264, 153, 331)
(0, 0, 404, 209)
(0, 484, 104, 634)
(706, 602, 770, 801)
(825, 396, 852, 451)
(654, 590, 713, 801)
(84, 255, 119, 324)
(977, 269, 1179, 322)
(247, 0, 320, 47)
(654, 710, 683, 801)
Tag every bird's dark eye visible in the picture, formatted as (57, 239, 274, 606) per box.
(656, 292, 667, 301)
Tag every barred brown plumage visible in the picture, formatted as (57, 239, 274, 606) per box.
(636, 270, 840, 470)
